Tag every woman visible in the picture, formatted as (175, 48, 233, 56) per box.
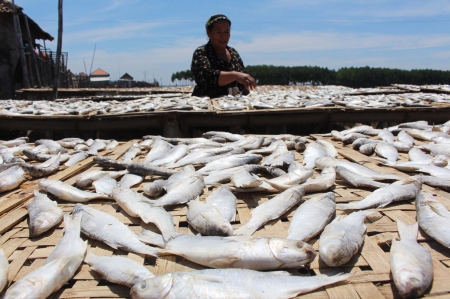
(191, 14, 256, 98)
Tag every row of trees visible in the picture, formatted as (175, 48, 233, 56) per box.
(171, 66, 450, 88)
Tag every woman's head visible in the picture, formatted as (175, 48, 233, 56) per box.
(206, 14, 231, 50)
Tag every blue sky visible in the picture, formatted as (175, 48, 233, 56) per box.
(16, 0, 450, 85)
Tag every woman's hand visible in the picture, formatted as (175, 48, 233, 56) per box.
(234, 72, 256, 91)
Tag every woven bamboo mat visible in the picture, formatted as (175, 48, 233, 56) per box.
(0, 136, 449, 298)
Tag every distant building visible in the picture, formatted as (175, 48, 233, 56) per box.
(90, 68, 110, 88)
(118, 72, 134, 88)
(0, 0, 54, 99)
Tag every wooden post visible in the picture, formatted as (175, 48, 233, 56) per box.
(53, 0, 63, 100)
(11, 0, 30, 89)
(23, 14, 41, 88)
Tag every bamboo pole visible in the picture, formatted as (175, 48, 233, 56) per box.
(11, 0, 30, 89)
(23, 14, 41, 88)
(53, 0, 63, 100)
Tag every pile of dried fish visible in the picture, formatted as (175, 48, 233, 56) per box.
(0, 118, 450, 298)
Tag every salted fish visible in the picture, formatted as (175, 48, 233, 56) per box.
(118, 173, 143, 188)
(414, 175, 450, 192)
(166, 147, 233, 168)
(127, 162, 177, 177)
(165, 165, 196, 192)
(0, 248, 9, 292)
(378, 129, 395, 143)
(76, 170, 127, 188)
(319, 210, 375, 266)
(408, 147, 433, 162)
(315, 156, 398, 181)
(122, 143, 141, 163)
(143, 179, 166, 197)
(203, 165, 265, 185)
(261, 141, 288, 166)
(0, 165, 25, 193)
(92, 176, 117, 196)
(205, 185, 237, 222)
(316, 139, 338, 158)
(144, 139, 174, 162)
(161, 234, 315, 270)
(203, 131, 245, 142)
(131, 268, 350, 299)
(64, 151, 90, 167)
(27, 190, 63, 237)
(87, 139, 106, 155)
(198, 154, 263, 174)
(84, 251, 154, 288)
(352, 138, 378, 150)
(397, 130, 415, 145)
(73, 204, 158, 256)
(303, 142, 328, 169)
(22, 149, 70, 163)
(231, 169, 262, 188)
(301, 167, 336, 193)
(21, 152, 61, 178)
(93, 156, 128, 170)
(288, 192, 336, 242)
(247, 140, 279, 154)
(234, 185, 305, 236)
(375, 142, 399, 161)
(136, 228, 166, 248)
(38, 179, 110, 202)
(111, 187, 176, 239)
(151, 144, 188, 166)
(420, 143, 450, 157)
(44, 213, 87, 264)
(415, 191, 450, 248)
(149, 173, 205, 207)
(336, 165, 388, 189)
(186, 199, 233, 236)
(35, 139, 63, 154)
(3, 253, 84, 299)
(338, 178, 421, 210)
(390, 220, 433, 299)
(266, 168, 313, 188)
(270, 151, 295, 167)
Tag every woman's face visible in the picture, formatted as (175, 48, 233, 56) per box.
(207, 20, 230, 51)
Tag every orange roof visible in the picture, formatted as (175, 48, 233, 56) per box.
(91, 68, 109, 76)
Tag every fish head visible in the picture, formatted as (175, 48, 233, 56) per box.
(268, 238, 316, 266)
(130, 274, 173, 299)
(30, 213, 61, 237)
(395, 269, 428, 298)
(37, 179, 57, 190)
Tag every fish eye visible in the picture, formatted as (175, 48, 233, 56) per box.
(296, 242, 304, 249)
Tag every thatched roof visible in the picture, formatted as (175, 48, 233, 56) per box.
(0, 0, 54, 41)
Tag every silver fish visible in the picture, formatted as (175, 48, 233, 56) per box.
(73, 204, 158, 256)
(415, 191, 450, 248)
(186, 199, 233, 236)
(0, 248, 9, 293)
(303, 142, 328, 169)
(390, 220, 433, 299)
(203, 131, 245, 142)
(301, 167, 336, 193)
(127, 162, 177, 177)
(161, 234, 315, 270)
(143, 179, 166, 197)
(337, 178, 421, 210)
(27, 190, 63, 237)
(0, 165, 25, 193)
(144, 139, 174, 162)
(150, 173, 205, 207)
(84, 251, 154, 288)
(118, 173, 143, 188)
(231, 169, 262, 188)
(336, 165, 388, 189)
(414, 175, 450, 192)
(288, 192, 336, 242)
(151, 144, 188, 166)
(76, 170, 127, 188)
(375, 142, 399, 161)
(234, 186, 305, 236)
(92, 176, 117, 196)
(64, 151, 90, 167)
(38, 179, 110, 202)
(136, 228, 166, 247)
(131, 268, 350, 299)
(21, 152, 61, 178)
(198, 154, 263, 174)
(319, 210, 375, 266)
(397, 130, 415, 145)
(316, 139, 338, 158)
(205, 185, 237, 222)
(122, 143, 142, 163)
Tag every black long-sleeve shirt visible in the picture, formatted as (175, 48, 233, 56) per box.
(191, 41, 246, 98)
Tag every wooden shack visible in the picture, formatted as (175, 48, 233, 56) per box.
(90, 68, 110, 88)
(0, 0, 54, 99)
(118, 73, 134, 88)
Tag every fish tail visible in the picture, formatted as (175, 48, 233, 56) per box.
(84, 249, 97, 264)
(233, 224, 256, 236)
(64, 212, 82, 234)
(336, 203, 354, 210)
(396, 219, 418, 241)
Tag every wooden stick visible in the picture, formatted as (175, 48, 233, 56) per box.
(23, 14, 41, 88)
(11, 0, 30, 89)
(53, 0, 63, 99)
